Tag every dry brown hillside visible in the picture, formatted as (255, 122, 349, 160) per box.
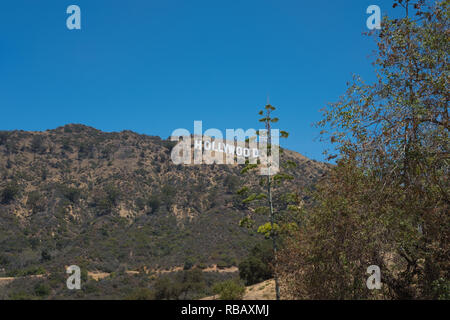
(0, 124, 328, 282)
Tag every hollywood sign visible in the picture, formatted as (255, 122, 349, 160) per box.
(170, 121, 279, 175)
(193, 139, 259, 158)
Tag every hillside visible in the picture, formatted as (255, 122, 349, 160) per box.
(0, 124, 328, 298)
(202, 279, 276, 300)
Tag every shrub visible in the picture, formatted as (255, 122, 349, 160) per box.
(183, 257, 195, 270)
(239, 242, 273, 285)
(1, 182, 20, 204)
(135, 197, 146, 211)
(125, 287, 154, 300)
(0, 132, 8, 145)
(147, 195, 161, 214)
(58, 185, 81, 203)
(34, 283, 51, 297)
(161, 185, 176, 209)
(223, 175, 239, 193)
(27, 191, 46, 214)
(105, 184, 121, 206)
(30, 135, 46, 154)
(40, 249, 51, 262)
(212, 279, 245, 300)
(9, 290, 33, 300)
(153, 277, 181, 300)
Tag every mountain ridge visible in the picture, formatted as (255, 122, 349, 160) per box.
(0, 124, 328, 276)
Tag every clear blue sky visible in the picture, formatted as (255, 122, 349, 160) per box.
(0, 0, 399, 161)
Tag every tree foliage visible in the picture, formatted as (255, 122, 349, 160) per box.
(279, 0, 449, 299)
(0, 182, 20, 204)
(239, 241, 274, 286)
(212, 279, 246, 300)
(239, 105, 300, 300)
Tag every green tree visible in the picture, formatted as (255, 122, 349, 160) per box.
(153, 276, 182, 300)
(280, 0, 449, 299)
(239, 104, 295, 300)
(178, 269, 206, 299)
(239, 241, 274, 285)
(212, 279, 246, 300)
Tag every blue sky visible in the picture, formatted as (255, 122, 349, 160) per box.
(0, 0, 398, 161)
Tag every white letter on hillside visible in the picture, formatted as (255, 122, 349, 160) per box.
(203, 128, 223, 165)
(193, 121, 203, 164)
(170, 128, 191, 165)
(226, 128, 257, 165)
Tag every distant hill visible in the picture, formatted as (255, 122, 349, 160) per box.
(0, 124, 328, 278)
